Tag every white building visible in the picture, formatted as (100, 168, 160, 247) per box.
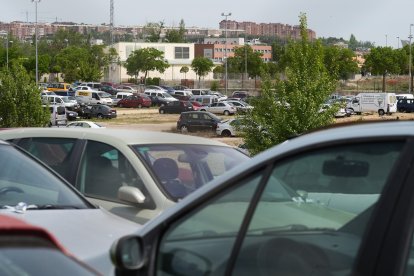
(106, 42, 216, 84)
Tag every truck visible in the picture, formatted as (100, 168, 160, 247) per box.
(347, 92, 397, 115)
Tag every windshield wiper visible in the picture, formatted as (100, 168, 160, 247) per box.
(248, 224, 336, 235)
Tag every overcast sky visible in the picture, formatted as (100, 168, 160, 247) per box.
(2, 0, 414, 47)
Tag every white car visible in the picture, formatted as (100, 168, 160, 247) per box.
(212, 91, 228, 101)
(216, 118, 243, 137)
(200, 101, 237, 115)
(225, 100, 254, 113)
(98, 91, 114, 105)
(144, 85, 168, 93)
(0, 128, 250, 225)
(61, 96, 80, 110)
(66, 121, 105, 128)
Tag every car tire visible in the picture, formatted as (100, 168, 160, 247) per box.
(97, 113, 104, 119)
(224, 110, 230, 116)
(119, 103, 124, 108)
(378, 109, 385, 116)
(200, 109, 206, 112)
(159, 109, 165, 114)
(138, 104, 142, 109)
(180, 125, 189, 133)
(221, 130, 231, 137)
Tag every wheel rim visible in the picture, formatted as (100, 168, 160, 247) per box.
(222, 130, 231, 137)
(224, 111, 229, 116)
(160, 109, 164, 114)
(181, 125, 188, 133)
(138, 104, 142, 108)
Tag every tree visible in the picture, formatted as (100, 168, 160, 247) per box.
(191, 57, 214, 86)
(323, 46, 359, 80)
(165, 19, 186, 43)
(180, 66, 189, 79)
(364, 47, 402, 91)
(124, 47, 169, 84)
(0, 64, 49, 127)
(143, 22, 164, 42)
(241, 13, 338, 155)
(226, 45, 264, 78)
(348, 34, 358, 51)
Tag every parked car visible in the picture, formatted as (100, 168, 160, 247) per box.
(46, 105, 67, 127)
(185, 88, 211, 96)
(61, 96, 80, 110)
(117, 94, 152, 108)
(97, 91, 114, 106)
(65, 109, 78, 121)
(80, 105, 117, 119)
(116, 85, 138, 93)
(0, 140, 138, 275)
(0, 214, 100, 275)
(225, 100, 254, 113)
(177, 111, 222, 133)
(159, 85, 175, 94)
(46, 82, 72, 92)
(397, 98, 414, 112)
(159, 101, 194, 114)
(100, 85, 119, 95)
(173, 85, 189, 91)
(144, 91, 179, 106)
(110, 121, 414, 276)
(199, 101, 237, 115)
(190, 101, 203, 111)
(144, 85, 168, 93)
(0, 128, 249, 225)
(216, 118, 244, 137)
(66, 120, 105, 128)
(211, 91, 228, 101)
(231, 90, 249, 99)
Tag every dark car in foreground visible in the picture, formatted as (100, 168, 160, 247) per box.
(80, 104, 117, 119)
(111, 121, 414, 276)
(159, 101, 194, 114)
(176, 111, 222, 133)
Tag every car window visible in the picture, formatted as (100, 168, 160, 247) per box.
(156, 141, 403, 276)
(134, 144, 249, 201)
(76, 141, 147, 201)
(16, 138, 77, 181)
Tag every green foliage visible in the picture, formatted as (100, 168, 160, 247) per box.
(210, 81, 219, 91)
(241, 13, 337, 155)
(226, 45, 264, 78)
(146, 77, 161, 85)
(124, 48, 169, 84)
(165, 20, 186, 43)
(191, 57, 214, 85)
(143, 22, 165, 42)
(180, 66, 189, 79)
(364, 46, 403, 91)
(0, 65, 49, 127)
(323, 46, 359, 80)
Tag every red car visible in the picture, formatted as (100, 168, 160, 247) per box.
(0, 214, 99, 275)
(190, 101, 203, 111)
(117, 94, 152, 108)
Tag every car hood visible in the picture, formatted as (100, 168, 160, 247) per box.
(0, 207, 140, 275)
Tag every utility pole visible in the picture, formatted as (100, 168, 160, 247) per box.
(409, 24, 413, 93)
(110, 0, 114, 45)
(221, 12, 231, 96)
(32, 0, 41, 86)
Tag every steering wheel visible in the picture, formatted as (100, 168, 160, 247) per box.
(0, 187, 24, 195)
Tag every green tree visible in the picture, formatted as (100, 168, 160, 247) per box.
(227, 45, 264, 78)
(165, 19, 186, 43)
(0, 64, 49, 127)
(364, 47, 402, 91)
(124, 47, 169, 84)
(348, 34, 358, 51)
(180, 66, 189, 79)
(143, 22, 164, 42)
(191, 57, 214, 86)
(241, 13, 337, 155)
(323, 46, 359, 80)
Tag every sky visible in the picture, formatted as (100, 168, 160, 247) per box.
(2, 0, 414, 47)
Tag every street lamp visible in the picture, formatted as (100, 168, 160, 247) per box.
(221, 12, 231, 95)
(409, 24, 413, 93)
(32, 0, 41, 86)
(6, 40, 13, 70)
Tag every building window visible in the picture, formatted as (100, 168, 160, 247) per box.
(175, 47, 190, 59)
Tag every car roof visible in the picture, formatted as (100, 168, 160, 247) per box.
(0, 128, 228, 147)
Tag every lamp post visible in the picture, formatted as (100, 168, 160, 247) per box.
(397, 36, 400, 49)
(32, 0, 41, 86)
(221, 12, 231, 95)
(409, 24, 413, 93)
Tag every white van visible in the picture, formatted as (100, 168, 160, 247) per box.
(47, 105, 67, 127)
(396, 93, 414, 100)
(41, 95, 65, 106)
(347, 93, 397, 115)
(190, 95, 219, 105)
(75, 90, 105, 105)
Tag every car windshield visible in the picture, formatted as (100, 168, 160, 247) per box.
(0, 144, 89, 210)
(133, 144, 249, 201)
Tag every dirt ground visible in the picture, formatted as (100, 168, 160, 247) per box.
(99, 107, 414, 147)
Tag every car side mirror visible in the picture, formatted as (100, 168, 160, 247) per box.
(118, 186, 146, 204)
(110, 235, 144, 270)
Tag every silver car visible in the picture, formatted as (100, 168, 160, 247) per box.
(0, 128, 249, 224)
(200, 101, 237, 115)
(0, 140, 139, 275)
